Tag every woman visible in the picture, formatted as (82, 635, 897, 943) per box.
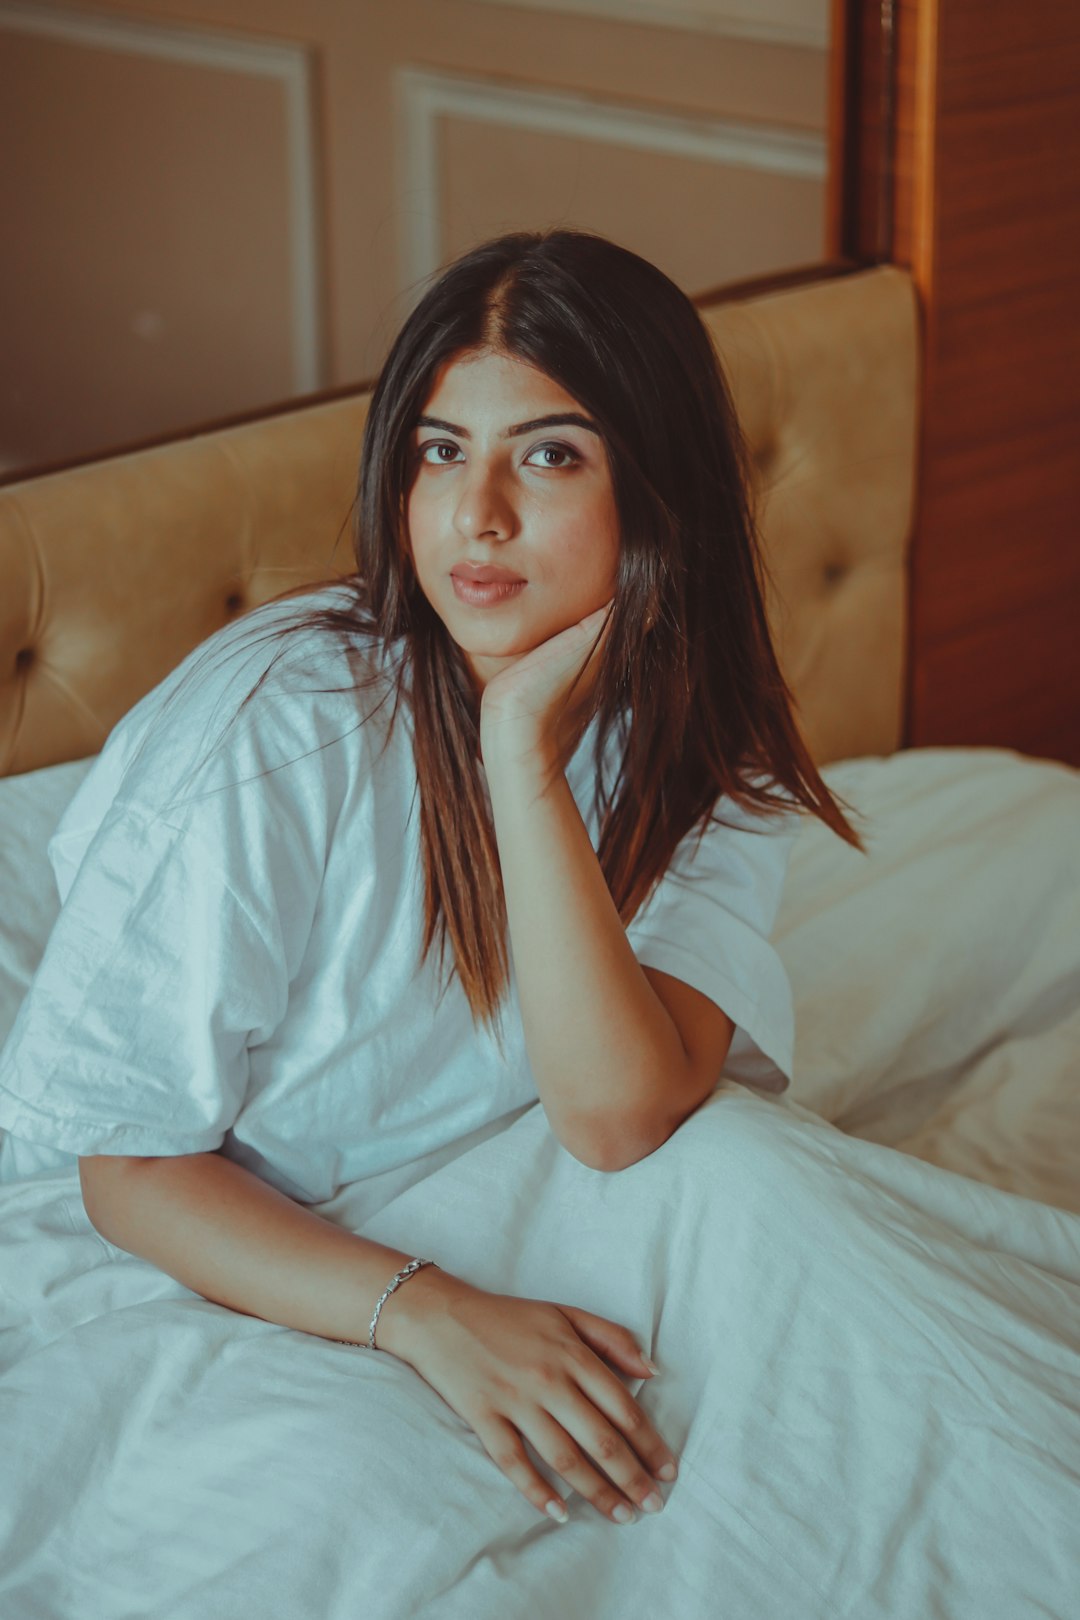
(0, 229, 878, 1570)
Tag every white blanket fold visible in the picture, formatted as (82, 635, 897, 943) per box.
(2, 1084, 1078, 1619)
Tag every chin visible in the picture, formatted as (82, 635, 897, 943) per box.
(448, 614, 536, 652)
(460, 640, 533, 670)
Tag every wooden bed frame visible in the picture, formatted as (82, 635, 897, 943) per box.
(829, 0, 1080, 769)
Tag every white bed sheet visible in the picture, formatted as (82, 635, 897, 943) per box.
(0, 745, 1078, 1618)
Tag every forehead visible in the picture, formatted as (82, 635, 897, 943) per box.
(418, 349, 581, 417)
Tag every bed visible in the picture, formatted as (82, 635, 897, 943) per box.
(1, 265, 1077, 1618)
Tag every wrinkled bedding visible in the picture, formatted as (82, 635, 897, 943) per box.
(1, 746, 1078, 1618)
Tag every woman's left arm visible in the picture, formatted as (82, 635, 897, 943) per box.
(481, 605, 735, 1172)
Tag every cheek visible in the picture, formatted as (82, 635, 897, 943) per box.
(580, 498, 621, 583)
(549, 532, 618, 607)
(559, 493, 618, 553)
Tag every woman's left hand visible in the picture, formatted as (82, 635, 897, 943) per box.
(479, 599, 615, 771)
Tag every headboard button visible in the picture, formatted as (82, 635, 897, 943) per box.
(753, 440, 778, 480)
(14, 647, 34, 674)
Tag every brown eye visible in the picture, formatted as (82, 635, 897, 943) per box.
(525, 443, 581, 469)
(418, 441, 461, 464)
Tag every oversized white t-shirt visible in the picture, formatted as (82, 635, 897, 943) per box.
(0, 584, 800, 1207)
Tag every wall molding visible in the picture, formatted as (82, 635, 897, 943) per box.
(459, 0, 828, 51)
(397, 67, 827, 291)
(0, 0, 324, 392)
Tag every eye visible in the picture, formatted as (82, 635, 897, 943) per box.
(416, 440, 463, 465)
(415, 440, 582, 469)
(524, 442, 582, 470)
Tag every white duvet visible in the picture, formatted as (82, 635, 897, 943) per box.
(1, 746, 1078, 1619)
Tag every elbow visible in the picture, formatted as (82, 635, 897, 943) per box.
(574, 1149, 643, 1175)
(559, 1071, 716, 1172)
(559, 1110, 678, 1175)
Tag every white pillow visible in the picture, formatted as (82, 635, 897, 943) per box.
(778, 746, 1080, 1123)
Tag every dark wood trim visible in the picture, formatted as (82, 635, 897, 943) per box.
(892, 0, 1080, 767)
(827, 0, 899, 263)
(826, 0, 857, 256)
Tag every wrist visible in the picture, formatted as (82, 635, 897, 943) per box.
(373, 1263, 473, 1363)
(480, 713, 551, 778)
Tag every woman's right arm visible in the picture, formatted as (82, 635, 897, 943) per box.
(78, 1148, 447, 1355)
(78, 1151, 678, 1524)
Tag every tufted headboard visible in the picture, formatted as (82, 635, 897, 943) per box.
(0, 265, 919, 778)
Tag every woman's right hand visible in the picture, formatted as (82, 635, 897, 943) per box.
(377, 1269, 678, 1525)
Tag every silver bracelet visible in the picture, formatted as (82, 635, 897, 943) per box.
(341, 1257, 438, 1352)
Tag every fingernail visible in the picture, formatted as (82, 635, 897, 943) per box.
(641, 1356, 660, 1376)
(546, 1499, 569, 1524)
(612, 1504, 634, 1524)
(641, 1492, 663, 1514)
(657, 1462, 677, 1482)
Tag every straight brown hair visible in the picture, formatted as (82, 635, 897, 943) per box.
(156, 227, 867, 1047)
(255, 226, 867, 1030)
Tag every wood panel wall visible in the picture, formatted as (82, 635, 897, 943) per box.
(838, 0, 1080, 767)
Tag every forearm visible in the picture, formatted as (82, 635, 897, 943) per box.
(77, 1149, 461, 1360)
(484, 752, 689, 1170)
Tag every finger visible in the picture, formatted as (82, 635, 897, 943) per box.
(472, 1413, 571, 1525)
(527, 1406, 659, 1525)
(569, 1354, 678, 1486)
(556, 1308, 678, 1484)
(557, 1304, 657, 1378)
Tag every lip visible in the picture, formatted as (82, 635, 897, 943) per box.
(450, 563, 526, 583)
(451, 576, 527, 608)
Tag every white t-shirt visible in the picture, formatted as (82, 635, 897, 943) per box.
(0, 585, 800, 1206)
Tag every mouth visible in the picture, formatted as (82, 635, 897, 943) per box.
(451, 564, 526, 583)
(450, 574, 527, 608)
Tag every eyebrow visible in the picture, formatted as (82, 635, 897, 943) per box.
(413, 412, 601, 440)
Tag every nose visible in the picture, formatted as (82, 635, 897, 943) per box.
(452, 457, 516, 541)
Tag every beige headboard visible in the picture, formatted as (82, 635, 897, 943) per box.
(0, 265, 919, 779)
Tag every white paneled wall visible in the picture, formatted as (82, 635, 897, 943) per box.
(1, 0, 830, 473)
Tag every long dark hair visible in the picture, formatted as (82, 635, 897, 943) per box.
(158, 227, 866, 1039)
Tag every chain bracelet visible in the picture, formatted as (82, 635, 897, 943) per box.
(340, 1257, 439, 1351)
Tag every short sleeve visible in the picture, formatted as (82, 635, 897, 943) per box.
(625, 795, 802, 1094)
(0, 597, 365, 1157)
(0, 806, 287, 1155)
